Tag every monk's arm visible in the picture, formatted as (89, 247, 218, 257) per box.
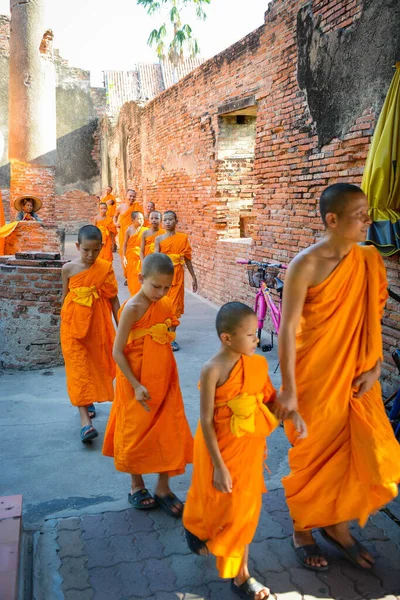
(200, 364, 233, 493)
(154, 237, 161, 253)
(110, 295, 120, 326)
(113, 303, 150, 411)
(113, 207, 120, 226)
(139, 232, 147, 263)
(278, 255, 313, 414)
(184, 258, 198, 292)
(122, 230, 130, 263)
(61, 265, 70, 305)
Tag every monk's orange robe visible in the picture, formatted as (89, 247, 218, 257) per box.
(118, 202, 143, 276)
(60, 259, 117, 407)
(283, 244, 400, 530)
(101, 193, 116, 218)
(125, 226, 148, 296)
(144, 229, 165, 257)
(103, 297, 193, 474)
(159, 232, 192, 318)
(183, 354, 278, 578)
(96, 216, 117, 263)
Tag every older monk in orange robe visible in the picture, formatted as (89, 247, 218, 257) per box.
(103, 253, 193, 516)
(61, 225, 120, 443)
(278, 183, 400, 571)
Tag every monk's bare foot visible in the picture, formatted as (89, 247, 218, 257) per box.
(323, 524, 374, 569)
(293, 531, 329, 569)
(232, 575, 270, 599)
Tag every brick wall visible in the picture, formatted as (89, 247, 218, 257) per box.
(0, 14, 9, 56)
(4, 222, 61, 255)
(55, 190, 98, 234)
(0, 252, 65, 369)
(102, 0, 400, 392)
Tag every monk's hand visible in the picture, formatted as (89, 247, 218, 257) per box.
(352, 361, 381, 398)
(288, 410, 308, 439)
(275, 389, 297, 418)
(123, 256, 128, 267)
(213, 464, 233, 493)
(133, 384, 151, 412)
(192, 277, 198, 293)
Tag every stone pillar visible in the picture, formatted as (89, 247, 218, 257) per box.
(8, 0, 58, 234)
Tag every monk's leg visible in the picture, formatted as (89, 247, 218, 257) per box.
(78, 406, 91, 427)
(323, 521, 374, 568)
(78, 406, 98, 442)
(154, 472, 183, 515)
(233, 545, 270, 599)
(130, 474, 156, 507)
(293, 528, 329, 568)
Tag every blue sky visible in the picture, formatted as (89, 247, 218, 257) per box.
(0, 0, 270, 85)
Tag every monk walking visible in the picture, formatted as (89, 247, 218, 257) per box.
(101, 185, 116, 215)
(114, 189, 142, 282)
(277, 183, 400, 570)
(144, 201, 156, 226)
(122, 211, 148, 296)
(155, 210, 197, 351)
(93, 202, 117, 263)
(61, 225, 120, 443)
(183, 302, 306, 599)
(140, 210, 164, 261)
(103, 253, 193, 515)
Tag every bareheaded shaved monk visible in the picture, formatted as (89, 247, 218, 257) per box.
(61, 225, 120, 443)
(122, 211, 148, 296)
(155, 210, 197, 351)
(103, 253, 193, 517)
(144, 201, 155, 226)
(277, 183, 400, 571)
(140, 210, 164, 261)
(183, 302, 306, 600)
(114, 189, 143, 283)
(101, 186, 117, 219)
(93, 202, 117, 263)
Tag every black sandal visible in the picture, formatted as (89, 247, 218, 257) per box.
(128, 489, 157, 510)
(154, 492, 183, 518)
(87, 404, 96, 419)
(184, 527, 209, 555)
(231, 577, 271, 599)
(320, 530, 374, 570)
(292, 539, 329, 571)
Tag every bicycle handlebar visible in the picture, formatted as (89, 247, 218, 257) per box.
(237, 259, 287, 269)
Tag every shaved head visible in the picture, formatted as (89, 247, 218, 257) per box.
(319, 183, 365, 227)
(142, 253, 174, 278)
(216, 302, 255, 338)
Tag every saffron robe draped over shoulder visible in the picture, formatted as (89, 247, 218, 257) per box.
(103, 296, 193, 475)
(60, 259, 117, 407)
(183, 354, 278, 579)
(159, 232, 192, 318)
(144, 229, 165, 257)
(97, 216, 117, 263)
(118, 203, 143, 276)
(283, 244, 400, 530)
(126, 226, 148, 296)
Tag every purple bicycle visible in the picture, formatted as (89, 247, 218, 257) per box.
(238, 259, 287, 352)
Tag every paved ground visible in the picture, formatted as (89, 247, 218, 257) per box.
(1, 239, 400, 599)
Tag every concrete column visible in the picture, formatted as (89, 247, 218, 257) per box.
(8, 0, 56, 166)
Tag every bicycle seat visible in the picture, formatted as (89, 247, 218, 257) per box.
(392, 349, 400, 375)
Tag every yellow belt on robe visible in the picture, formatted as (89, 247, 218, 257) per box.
(98, 225, 110, 238)
(127, 246, 141, 259)
(128, 319, 175, 345)
(168, 253, 185, 266)
(148, 242, 155, 254)
(71, 286, 100, 307)
(216, 392, 278, 437)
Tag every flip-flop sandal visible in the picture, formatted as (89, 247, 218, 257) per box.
(292, 540, 329, 571)
(171, 341, 180, 352)
(184, 527, 209, 555)
(87, 404, 96, 419)
(154, 492, 183, 518)
(320, 529, 374, 570)
(128, 488, 157, 510)
(231, 576, 271, 599)
(80, 424, 98, 443)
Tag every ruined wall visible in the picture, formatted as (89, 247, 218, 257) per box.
(102, 0, 400, 392)
(0, 17, 105, 232)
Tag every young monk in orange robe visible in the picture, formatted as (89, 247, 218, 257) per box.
(61, 225, 120, 443)
(140, 210, 164, 259)
(101, 186, 116, 214)
(277, 183, 400, 571)
(93, 202, 117, 263)
(122, 211, 148, 296)
(114, 189, 143, 281)
(103, 253, 193, 515)
(155, 210, 197, 351)
(143, 200, 155, 227)
(183, 302, 306, 600)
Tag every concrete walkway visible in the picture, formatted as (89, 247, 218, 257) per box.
(1, 241, 400, 599)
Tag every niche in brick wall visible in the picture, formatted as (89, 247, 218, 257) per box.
(215, 106, 257, 239)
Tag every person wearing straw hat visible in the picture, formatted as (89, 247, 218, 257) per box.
(15, 196, 43, 222)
